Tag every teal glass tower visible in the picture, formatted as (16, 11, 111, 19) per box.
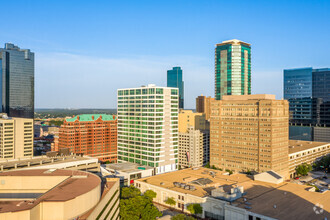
(215, 39, 251, 100)
(167, 67, 184, 108)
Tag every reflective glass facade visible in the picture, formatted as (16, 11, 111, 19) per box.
(284, 67, 330, 141)
(167, 67, 184, 109)
(0, 43, 34, 118)
(215, 40, 251, 100)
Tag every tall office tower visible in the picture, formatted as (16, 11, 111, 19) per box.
(0, 114, 33, 159)
(58, 114, 117, 162)
(167, 67, 184, 109)
(210, 95, 289, 178)
(215, 39, 251, 100)
(0, 43, 34, 118)
(196, 95, 215, 121)
(284, 67, 330, 141)
(117, 84, 178, 174)
(178, 110, 210, 168)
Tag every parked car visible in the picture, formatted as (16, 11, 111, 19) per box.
(295, 177, 299, 180)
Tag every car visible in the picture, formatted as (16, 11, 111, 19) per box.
(294, 177, 299, 180)
(301, 181, 306, 184)
(322, 176, 328, 179)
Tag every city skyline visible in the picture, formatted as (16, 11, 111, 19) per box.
(0, 0, 329, 109)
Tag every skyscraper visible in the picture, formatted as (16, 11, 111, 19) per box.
(215, 39, 251, 100)
(167, 67, 184, 108)
(117, 84, 178, 174)
(284, 67, 330, 141)
(210, 95, 289, 178)
(0, 43, 34, 118)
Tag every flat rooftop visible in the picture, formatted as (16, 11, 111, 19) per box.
(0, 155, 97, 171)
(0, 169, 101, 213)
(289, 140, 330, 154)
(222, 94, 276, 101)
(105, 162, 153, 174)
(137, 168, 330, 220)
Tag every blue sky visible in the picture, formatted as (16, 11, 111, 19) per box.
(1, 0, 329, 108)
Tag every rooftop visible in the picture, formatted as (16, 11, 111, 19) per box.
(222, 94, 276, 101)
(105, 162, 153, 174)
(289, 140, 330, 154)
(0, 169, 101, 213)
(137, 168, 330, 220)
(65, 114, 116, 122)
(216, 39, 251, 47)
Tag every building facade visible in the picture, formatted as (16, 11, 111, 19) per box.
(284, 67, 330, 141)
(0, 43, 34, 118)
(117, 84, 178, 174)
(167, 67, 184, 109)
(178, 110, 210, 168)
(288, 140, 330, 178)
(210, 95, 289, 178)
(196, 95, 215, 121)
(215, 39, 251, 100)
(58, 114, 117, 163)
(0, 114, 33, 159)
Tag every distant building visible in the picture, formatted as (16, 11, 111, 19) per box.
(0, 114, 33, 159)
(196, 95, 215, 121)
(210, 95, 289, 178)
(57, 114, 117, 163)
(215, 39, 251, 100)
(178, 110, 210, 168)
(167, 67, 184, 108)
(284, 67, 330, 141)
(0, 169, 119, 220)
(0, 43, 34, 118)
(117, 84, 178, 174)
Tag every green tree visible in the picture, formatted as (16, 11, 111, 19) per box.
(121, 185, 141, 199)
(171, 214, 196, 220)
(144, 190, 157, 200)
(165, 197, 176, 207)
(120, 187, 162, 220)
(187, 203, 203, 215)
(296, 163, 312, 176)
(204, 162, 210, 168)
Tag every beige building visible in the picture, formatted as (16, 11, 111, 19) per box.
(0, 114, 33, 159)
(135, 168, 330, 220)
(0, 169, 119, 220)
(196, 95, 215, 121)
(289, 140, 330, 178)
(210, 95, 289, 178)
(179, 110, 210, 168)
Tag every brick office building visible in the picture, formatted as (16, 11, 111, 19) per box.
(58, 114, 117, 163)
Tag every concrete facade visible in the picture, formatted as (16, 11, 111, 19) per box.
(210, 95, 289, 178)
(0, 115, 33, 159)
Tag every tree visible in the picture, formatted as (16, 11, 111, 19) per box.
(144, 190, 157, 200)
(204, 162, 210, 168)
(314, 154, 330, 173)
(171, 214, 196, 220)
(121, 185, 141, 199)
(296, 163, 312, 176)
(120, 186, 162, 220)
(165, 197, 176, 207)
(187, 203, 203, 215)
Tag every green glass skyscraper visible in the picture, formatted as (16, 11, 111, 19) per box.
(167, 67, 184, 109)
(215, 39, 251, 100)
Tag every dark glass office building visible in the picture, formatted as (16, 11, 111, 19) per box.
(167, 67, 184, 108)
(284, 67, 330, 141)
(0, 43, 34, 118)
